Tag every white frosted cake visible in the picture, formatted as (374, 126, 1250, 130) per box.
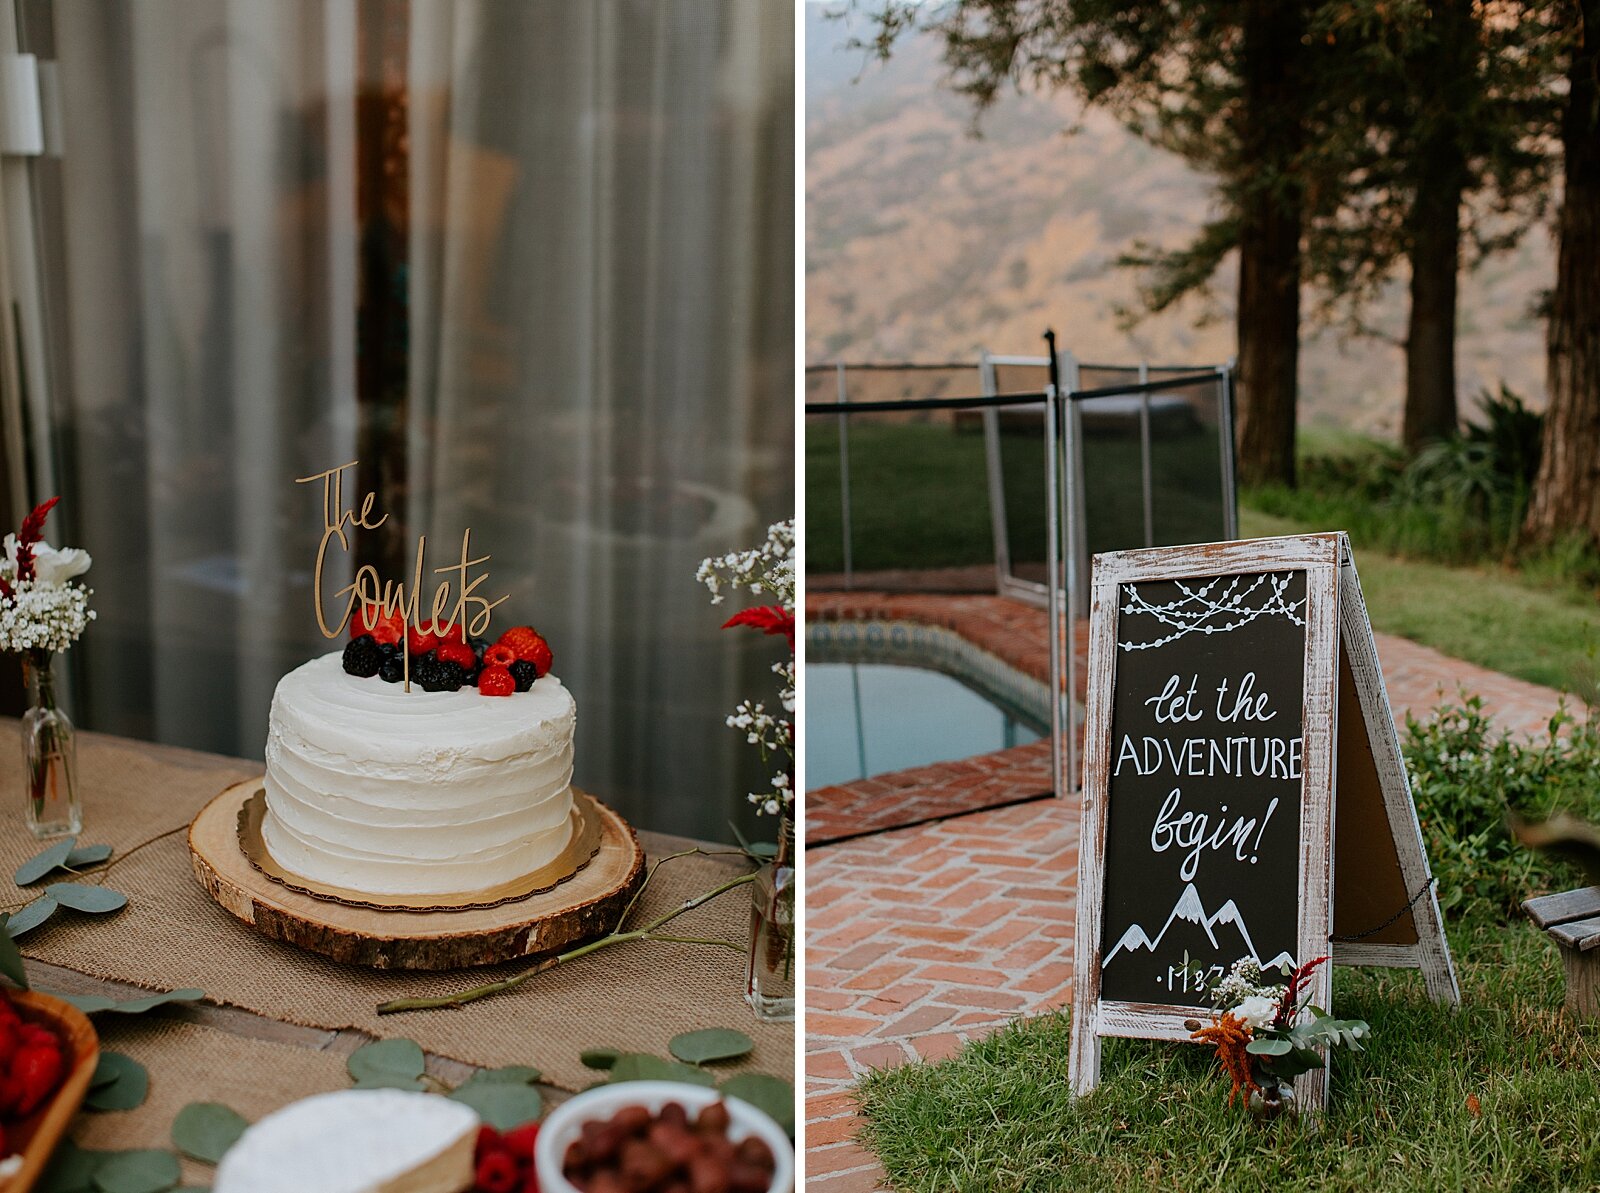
(260, 651, 577, 896)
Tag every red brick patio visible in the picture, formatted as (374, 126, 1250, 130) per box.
(803, 591, 1580, 1192)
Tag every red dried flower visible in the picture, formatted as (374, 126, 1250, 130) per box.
(721, 604, 795, 650)
(1, 496, 60, 599)
(1191, 1012, 1259, 1107)
(1275, 954, 1329, 1029)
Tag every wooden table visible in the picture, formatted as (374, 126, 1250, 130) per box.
(2, 726, 791, 1183)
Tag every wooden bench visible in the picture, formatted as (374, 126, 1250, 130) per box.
(1523, 886, 1600, 1019)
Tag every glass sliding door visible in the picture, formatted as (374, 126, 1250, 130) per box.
(0, 0, 795, 840)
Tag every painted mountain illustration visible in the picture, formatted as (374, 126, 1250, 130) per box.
(1103, 883, 1294, 972)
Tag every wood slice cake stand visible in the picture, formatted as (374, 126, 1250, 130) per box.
(188, 779, 645, 970)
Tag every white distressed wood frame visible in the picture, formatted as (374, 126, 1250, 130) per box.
(1332, 548, 1461, 1004)
(1069, 533, 1344, 1110)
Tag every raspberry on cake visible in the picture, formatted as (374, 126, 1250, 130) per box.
(350, 603, 404, 645)
(478, 665, 516, 697)
(435, 639, 477, 671)
(406, 624, 441, 657)
(496, 626, 553, 675)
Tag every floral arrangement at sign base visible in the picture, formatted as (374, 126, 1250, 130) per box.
(0, 498, 95, 839)
(1188, 956, 1370, 1120)
(699, 518, 794, 1023)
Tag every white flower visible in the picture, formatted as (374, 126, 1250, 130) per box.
(0, 580, 96, 653)
(1233, 995, 1277, 1031)
(701, 519, 795, 817)
(2, 535, 91, 583)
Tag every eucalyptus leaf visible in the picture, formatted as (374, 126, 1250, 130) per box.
(0, 920, 29, 990)
(346, 1038, 425, 1087)
(7, 895, 58, 937)
(463, 1064, 541, 1086)
(63, 988, 205, 1016)
(580, 1048, 620, 1071)
(350, 1074, 427, 1092)
(172, 1102, 249, 1163)
(65, 844, 114, 869)
(718, 1073, 795, 1137)
(46, 883, 129, 914)
(86, 1053, 149, 1111)
(88, 1054, 126, 1090)
(39, 1141, 106, 1193)
(669, 1028, 754, 1066)
(607, 1053, 716, 1088)
(90, 1148, 181, 1193)
(447, 1080, 543, 1131)
(1245, 1038, 1292, 1056)
(15, 838, 76, 886)
(1291, 1045, 1325, 1071)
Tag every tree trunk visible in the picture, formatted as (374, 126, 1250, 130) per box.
(1402, 0, 1469, 453)
(1524, 0, 1600, 544)
(1234, 1, 1305, 488)
(1404, 198, 1460, 451)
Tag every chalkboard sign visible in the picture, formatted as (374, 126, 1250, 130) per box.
(1099, 570, 1307, 1005)
(1068, 534, 1459, 1114)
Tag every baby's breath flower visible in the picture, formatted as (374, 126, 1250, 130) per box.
(702, 520, 795, 816)
(0, 580, 96, 654)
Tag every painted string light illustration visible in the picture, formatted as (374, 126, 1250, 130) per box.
(1118, 573, 1306, 651)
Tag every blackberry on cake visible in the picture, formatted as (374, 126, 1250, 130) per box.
(416, 657, 466, 693)
(342, 635, 385, 678)
(509, 660, 537, 691)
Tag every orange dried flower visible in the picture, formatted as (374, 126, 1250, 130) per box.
(1190, 1012, 1259, 1107)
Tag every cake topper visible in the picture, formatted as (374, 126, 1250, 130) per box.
(298, 460, 507, 691)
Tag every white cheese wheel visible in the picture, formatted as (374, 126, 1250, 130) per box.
(213, 1089, 478, 1193)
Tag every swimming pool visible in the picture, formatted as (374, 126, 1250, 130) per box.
(806, 660, 1046, 789)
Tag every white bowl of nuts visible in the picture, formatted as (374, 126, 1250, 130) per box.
(534, 1080, 794, 1193)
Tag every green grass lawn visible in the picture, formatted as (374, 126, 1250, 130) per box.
(806, 417, 1226, 575)
(1242, 507, 1599, 697)
(857, 922, 1600, 1193)
(806, 420, 1600, 697)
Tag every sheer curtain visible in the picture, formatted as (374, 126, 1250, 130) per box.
(16, 0, 793, 840)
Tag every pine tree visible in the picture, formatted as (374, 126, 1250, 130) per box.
(862, 0, 1326, 485)
(1304, 1, 1553, 453)
(1524, 0, 1600, 544)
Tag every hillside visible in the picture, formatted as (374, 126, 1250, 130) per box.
(805, 4, 1554, 436)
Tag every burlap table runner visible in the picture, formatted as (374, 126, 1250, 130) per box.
(73, 1017, 349, 1186)
(0, 728, 792, 1092)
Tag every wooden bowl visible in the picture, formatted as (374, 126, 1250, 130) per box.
(0, 990, 99, 1192)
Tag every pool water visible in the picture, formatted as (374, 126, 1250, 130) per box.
(806, 662, 1045, 790)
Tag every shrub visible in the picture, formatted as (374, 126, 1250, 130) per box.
(1243, 386, 1586, 578)
(1403, 698, 1600, 924)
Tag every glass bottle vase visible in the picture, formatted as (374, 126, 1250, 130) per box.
(746, 816, 795, 1022)
(21, 652, 81, 839)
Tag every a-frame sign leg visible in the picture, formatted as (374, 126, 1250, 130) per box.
(1332, 546, 1460, 1005)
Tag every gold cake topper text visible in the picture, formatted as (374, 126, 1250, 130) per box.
(297, 461, 507, 690)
